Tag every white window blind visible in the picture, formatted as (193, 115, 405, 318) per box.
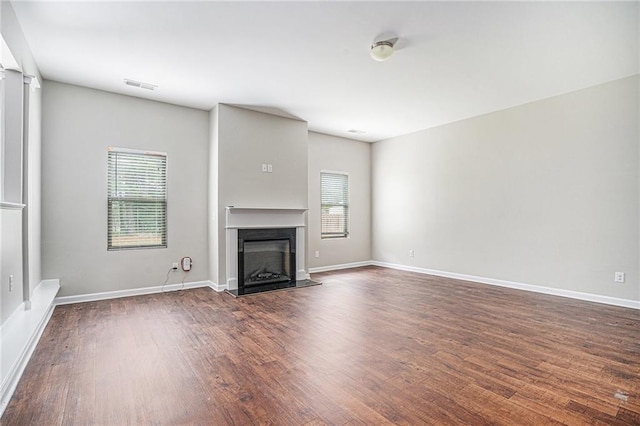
(107, 148, 167, 250)
(321, 172, 349, 239)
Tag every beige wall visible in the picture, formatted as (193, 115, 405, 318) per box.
(42, 82, 210, 297)
(211, 104, 308, 286)
(308, 132, 371, 269)
(372, 75, 639, 302)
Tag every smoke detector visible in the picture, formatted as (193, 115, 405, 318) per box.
(370, 40, 395, 62)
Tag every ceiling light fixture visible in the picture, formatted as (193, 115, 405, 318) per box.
(370, 40, 395, 62)
(124, 78, 158, 91)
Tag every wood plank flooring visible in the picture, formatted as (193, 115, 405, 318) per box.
(3, 266, 639, 425)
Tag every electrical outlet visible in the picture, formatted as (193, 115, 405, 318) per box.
(9, 275, 14, 292)
(172, 263, 179, 270)
(614, 272, 625, 283)
(409, 250, 415, 258)
(314, 251, 320, 258)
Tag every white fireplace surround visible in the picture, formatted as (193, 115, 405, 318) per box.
(225, 207, 308, 290)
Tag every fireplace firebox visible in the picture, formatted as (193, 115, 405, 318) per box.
(237, 228, 296, 294)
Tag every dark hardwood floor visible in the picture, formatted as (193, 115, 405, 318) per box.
(3, 266, 639, 425)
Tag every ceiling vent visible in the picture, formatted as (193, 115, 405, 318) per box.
(124, 79, 158, 91)
(347, 129, 366, 135)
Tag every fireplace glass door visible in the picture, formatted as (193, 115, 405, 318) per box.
(243, 239, 291, 286)
(238, 227, 296, 292)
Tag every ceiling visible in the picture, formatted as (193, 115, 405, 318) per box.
(9, 1, 639, 142)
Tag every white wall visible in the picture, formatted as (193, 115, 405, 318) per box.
(372, 75, 639, 302)
(308, 132, 371, 269)
(42, 82, 210, 297)
(0, 71, 24, 323)
(2, 70, 22, 205)
(211, 104, 308, 286)
(0, 208, 23, 323)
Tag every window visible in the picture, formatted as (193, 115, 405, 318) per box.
(107, 148, 167, 250)
(321, 171, 349, 239)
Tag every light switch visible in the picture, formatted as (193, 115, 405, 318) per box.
(261, 163, 267, 172)
(267, 164, 273, 173)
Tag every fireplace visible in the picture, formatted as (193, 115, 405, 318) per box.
(224, 207, 320, 296)
(238, 228, 296, 291)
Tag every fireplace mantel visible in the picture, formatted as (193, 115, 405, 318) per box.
(226, 207, 307, 229)
(225, 207, 308, 290)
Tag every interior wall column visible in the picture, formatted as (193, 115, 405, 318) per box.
(21, 75, 33, 308)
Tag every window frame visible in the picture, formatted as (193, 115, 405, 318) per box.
(107, 147, 168, 251)
(320, 170, 350, 239)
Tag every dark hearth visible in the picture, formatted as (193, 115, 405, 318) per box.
(225, 279, 321, 297)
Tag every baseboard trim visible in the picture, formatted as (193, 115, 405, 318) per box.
(309, 261, 374, 274)
(372, 261, 640, 310)
(208, 280, 228, 292)
(54, 280, 212, 305)
(1, 279, 60, 417)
